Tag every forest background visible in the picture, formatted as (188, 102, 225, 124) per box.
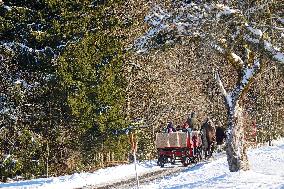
(0, 0, 283, 181)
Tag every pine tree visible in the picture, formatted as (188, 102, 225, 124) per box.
(57, 31, 129, 165)
(1, 0, 129, 178)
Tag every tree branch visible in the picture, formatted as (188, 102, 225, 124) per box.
(214, 70, 233, 108)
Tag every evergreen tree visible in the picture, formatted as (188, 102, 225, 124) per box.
(1, 0, 129, 179)
(57, 31, 129, 166)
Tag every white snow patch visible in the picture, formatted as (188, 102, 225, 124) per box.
(225, 94, 233, 108)
(264, 41, 284, 63)
(242, 67, 254, 85)
(4, 5, 12, 11)
(274, 52, 284, 63)
(264, 41, 273, 51)
(213, 44, 224, 53)
(0, 161, 161, 189)
(2, 154, 11, 164)
(254, 58, 260, 68)
(231, 53, 243, 64)
(279, 18, 284, 24)
(14, 80, 22, 85)
(244, 35, 260, 44)
(245, 3, 268, 15)
(216, 5, 239, 18)
(247, 26, 263, 37)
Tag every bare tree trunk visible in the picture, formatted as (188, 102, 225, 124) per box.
(226, 102, 249, 172)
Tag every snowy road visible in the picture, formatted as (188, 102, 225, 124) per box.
(93, 163, 196, 189)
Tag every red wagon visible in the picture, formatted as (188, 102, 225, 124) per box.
(156, 131, 203, 167)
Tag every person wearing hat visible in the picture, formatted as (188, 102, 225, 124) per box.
(187, 111, 198, 131)
(166, 121, 176, 133)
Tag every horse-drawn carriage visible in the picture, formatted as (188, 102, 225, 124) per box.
(156, 131, 203, 167)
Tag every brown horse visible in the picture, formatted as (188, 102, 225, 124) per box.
(200, 118, 216, 159)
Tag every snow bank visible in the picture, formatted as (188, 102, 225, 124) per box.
(0, 161, 160, 189)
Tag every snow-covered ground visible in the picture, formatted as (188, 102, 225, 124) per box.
(1, 138, 284, 189)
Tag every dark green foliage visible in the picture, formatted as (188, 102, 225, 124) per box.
(1, 0, 129, 181)
(57, 32, 127, 129)
(57, 32, 129, 165)
(136, 128, 155, 160)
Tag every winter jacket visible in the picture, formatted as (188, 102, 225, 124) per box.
(187, 112, 197, 130)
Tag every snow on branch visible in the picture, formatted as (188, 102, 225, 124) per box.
(215, 4, 239, 18)
(241, 22, 284, 64)
(1, 42, 55, 55)
(213, 43, 261, 104)
(279, 18, 284, 24)
(135, 2, 284, 64)
(244, 32, 284, 64)
(264, 41, 284, 63)
(231, 53, 244, 65)
(242, 68, 254, 84)
(212, 44, 224, 53)
(231, 58, 260, 101)
(1, 41, 59, 63)
(144, 6, 171, 27)
(246, 24, 263, 37)
(134, 3, 212, 52)
(134, 3, 241, 53)
(212, 44, 243, 69)
(244, 3, 269, 16)
(215, 70, 232, 108)
(3, 5, 12, 11)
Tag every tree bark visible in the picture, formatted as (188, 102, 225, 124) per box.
(226, 102, 249, 172)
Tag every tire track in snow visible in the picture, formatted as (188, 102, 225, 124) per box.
(81, 163, 202, 189)
(80, 153, 223, 189)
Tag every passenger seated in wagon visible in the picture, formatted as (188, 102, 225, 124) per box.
(166, 121, 176, 133)
(182, 122, 192, 133)
(176, 125, 182, 132)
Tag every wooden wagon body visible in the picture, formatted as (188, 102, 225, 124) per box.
(156, 131, 202, 167)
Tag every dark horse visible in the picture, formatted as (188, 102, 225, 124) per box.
(200, 118, 216, 159)
(216, 126, 226, 152)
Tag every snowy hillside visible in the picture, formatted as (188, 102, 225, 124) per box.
(1, 138, 284, 189)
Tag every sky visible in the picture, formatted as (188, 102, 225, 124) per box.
(1, 138, 283, 189)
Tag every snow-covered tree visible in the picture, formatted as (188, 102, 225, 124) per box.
(134, 1, 284, 171)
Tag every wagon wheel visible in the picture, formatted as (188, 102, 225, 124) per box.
(170, 154, 176, 165)
(170, 158, 175, 165)
(158, 156, 166, 167)
(160, 161, 165, 167)
(191, 156, 198, 164)
(182, 156, 190, 167)
(157, 160, 161, 166)
(157, 156, 162, 166)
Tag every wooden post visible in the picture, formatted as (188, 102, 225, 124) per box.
(111, 152, 114, 162)
(107, 152, 110, 162)
(103, 153, 105, 167)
